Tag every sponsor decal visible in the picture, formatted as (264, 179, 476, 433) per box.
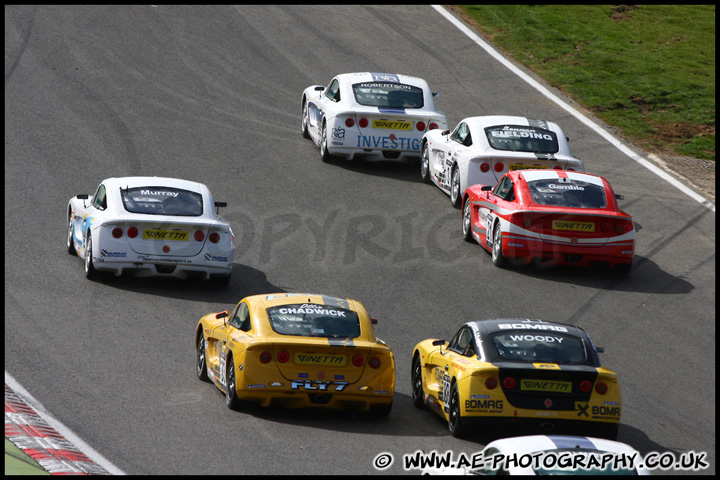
(294, 353, 346, 366)
(490, 127, 553, 141)
(370, 73, 401, 83)
(510, 334, 565, 344)
(140, 189, 179, 197)
(143, 229, 189, 241)
(465, 399, 504, 410)
(356, 135, 421, 151)
(552, 220, 595, 232)
(548, 183, 585, 191)
(277, 306, 347, 317)
(332, 127, 345, 139)
(204, 253, 229, 262)
(138, 256, 192, 264)
(498, 323, 568, 332)
(592, 405, 621, 416)
(248, 384, 266, 389)
(534, 363, 561, 370)
(290, 380, 349, 391)
(100, 249, 127, 258)
(470, 395, 490, 399)
(520, 379, 572, 393)
(509, 164, 548, 171)
(374, 390, 390, 395)
(575, 402, 590, 417)
(372, 120, 412, 130)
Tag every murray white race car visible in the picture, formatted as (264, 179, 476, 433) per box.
(66, 176, 234, 285)
(301, 72, 447, 163)
(421, 115, 585, 206)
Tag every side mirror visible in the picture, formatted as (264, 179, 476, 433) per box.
(371, 318, 379, 326)
(315, 86, 325, 92)
(441, 129, 450, 136)
(432, 339, 445, 346)
(596, 346, 605, 353)
(481, 185, 492, 191)
(77, 194, 89, 199)
(615, 194, 624, 201)
(214, 201, 227, 214)
(216, 311, 229, 325)
(432, 92, 440, 98)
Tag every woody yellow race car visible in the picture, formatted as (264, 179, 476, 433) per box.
(196, 293, 395, 415)
(411, 319, 621, 439)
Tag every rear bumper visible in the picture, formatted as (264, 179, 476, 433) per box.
(503, 234, 634, 268)
(91, 253, 232, 279)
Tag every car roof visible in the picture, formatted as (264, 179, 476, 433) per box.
(486, 434, 640, 455)
(460, 115, 559, 129)
(335, 72, 429, 88)
(515, 169, 606, 186)
(102, 176, 208, 193)
(467, 318, 587, 338)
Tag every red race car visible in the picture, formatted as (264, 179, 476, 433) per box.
(462, 169, 634, 274)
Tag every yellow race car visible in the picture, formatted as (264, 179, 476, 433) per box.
(411, 319, 621, 439)
(196, 293, 395, 415)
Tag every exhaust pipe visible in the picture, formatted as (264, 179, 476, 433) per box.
(541, 421, 555, 432)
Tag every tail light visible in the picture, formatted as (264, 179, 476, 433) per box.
(554, 166, 564, 170)
(503, 377, 516, 389)
(358, 118, 368, 128)
(580, 380, 592, 392)
(194, 230, 205, 242)
(494, 162, 504, 173)
(127, 227, 138, 238)
(595, 382, 608, 395)
(209, 232, 220, 243)
(566, 168, 576, 171)
(112, 228, 123, 238)
(345, 118, 355, 128)
(277, 350, 289, 363)
(416, 121, 426, 131)
(600, 223, 610, 233)
(259, 351, 272, 364)
(368, 356, 381, 369)
(429, 122, 439, 130)
(480, 163, 490, 172)
(352, 354, 365, 367)
(485, 377, 498, 389)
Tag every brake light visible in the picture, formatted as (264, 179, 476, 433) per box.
(480, 163, 490, 172)
(127, 227, 138, 238)
(595, 382, 608, 394)
(277, 350, 289, 363)
(209, 232, 220, 243)
(494, 162, 504, 172)
(614, 223, 627, 234)
(554, 166, 564, 170)
(600, 223, 610, 233)
(368, 356, 381, 369)
(416, 121, 426, 131)
(358, 117, 368, 128)
(503, 377, 516, 389)
(259, 351, 272, 364)
(112, 227, 123, 238)
(352, 354, 365, 367)
(194, 230, 205, 242)
(580, 380, 592, 392)
(345, 118, 355, 128)
(485, 377, 498, 389)
(429, 123, 439, 130)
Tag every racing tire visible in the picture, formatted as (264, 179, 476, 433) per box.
(196, 334, 209, 382)
(450, 166, 461, 208)
(67, 218, 78, 256)
(369, 401, 393, 417)
(301, 98, 311, 139)
(491, 224, 507, 268)
(320, 123, 337, 163)
(411, 354, 426, 409)
(462, 196, 474, 243)
(84, 233, 99, 280)
(420, 143, 432, 184)
(225, 355, 242, 411)
(448, 382, 467, 438)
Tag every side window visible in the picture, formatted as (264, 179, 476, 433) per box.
(450, 123, 472, 146)
(92, 184, 107, 210)
(493, 176, 515, 201)
(325, 79, 341, 102)
(231, 302, 251, 332)
(449, 327, 474, 356)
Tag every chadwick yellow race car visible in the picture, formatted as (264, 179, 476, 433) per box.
(196, 293, 395, 415)
(411, 319, 621, 439)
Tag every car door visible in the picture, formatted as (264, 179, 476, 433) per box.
(425, 327, 474, 409)
(206, 301, 250, 389)
(78, 183, 108, 256)
(434, 122, 472, 192)
(483, 175, 517, 247)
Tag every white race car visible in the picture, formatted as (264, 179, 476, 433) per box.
(66, 176, 234, 285)
(301, 72, 447, 163)
(423, 435, 651, 475)
(421, 115, 585, 207)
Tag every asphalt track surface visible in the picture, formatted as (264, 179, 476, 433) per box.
(5, 5, 715, 476)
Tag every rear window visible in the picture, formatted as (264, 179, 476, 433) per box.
(121, 187, 203, 216)
(267, 304, 361, 338)
(527, 178, 607, 208)
(486, 125, 559, 153)
(352, 82, 424, 108)
(491, 332, 587, 364)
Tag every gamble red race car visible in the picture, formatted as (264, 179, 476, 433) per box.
(462, 169, 634, 273)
